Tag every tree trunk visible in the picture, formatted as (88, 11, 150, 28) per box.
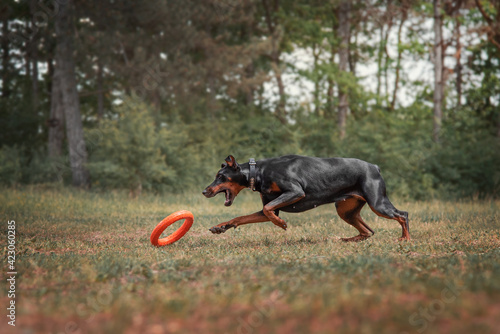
(454, 16, 462, 109)
(326, 5, 339, 119)
(326, 79, 334, 118)
(433, 0, 443, 143)
(47, 2, 63, 157)
(207, 75, 217, 121)
(390, 8, 407, 111)
(48, 68, 65, 157)
(96, 59, 104, 121)
(383, 34, 391, 102)
(337, 0, 351, 140)
(377, 20, 392, 107)
(31, 49, 38, 110)
(30, 0, 39, 113)
(53, 0, 90, 187)
(25, 20, 31, 78)
(312, 43, 320, 115)
(244, 62, 255, 107)
(244, 17, 256, 110)
(1, 18, 10, 98)
(262, 0, 286, 124)
(376, 25, 384, 100)
(348, 27, 357, 75)
(272, 59, 286, 123)
(474, 0, 500, 52)
(473, 0, 500, 137)
(326, 42, 335, 119)
(497, 110, 500, 139)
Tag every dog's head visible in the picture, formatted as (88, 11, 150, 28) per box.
(202, 155, 247, 206)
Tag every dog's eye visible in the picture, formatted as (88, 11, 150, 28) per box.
(218, 175, 223, 180)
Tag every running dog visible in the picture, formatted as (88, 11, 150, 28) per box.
(202, 155, 410, 241)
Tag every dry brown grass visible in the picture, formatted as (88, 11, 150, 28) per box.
(1, 187, 499, 333)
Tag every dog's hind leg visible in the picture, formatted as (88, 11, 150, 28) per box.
(336, 197, 374, 242)
(361, 174, 410, 241)
(369, 202, 410, 241)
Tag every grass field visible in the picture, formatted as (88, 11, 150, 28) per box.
(1, 186, 499, 334)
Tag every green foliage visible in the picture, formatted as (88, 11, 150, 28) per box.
(156, 109, 301, 190)
(87, 98, 175, 194)
(24, 149, 64, 185)
(0, 76, 46, 149)
(0, 146, 60, 186)
(0, 145, 23, 186)
(1, 0, 499, 200)
(293, 99, 499, 200)
(1, 94, 497, 199)
(427, 113, 500, 198)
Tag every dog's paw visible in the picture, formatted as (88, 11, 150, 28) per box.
(209, 224, 234, 234)
(271, 219, 287, 230)
(209, 226, 225, 234)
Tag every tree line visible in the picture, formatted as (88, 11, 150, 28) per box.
(0, 0, 499, 198)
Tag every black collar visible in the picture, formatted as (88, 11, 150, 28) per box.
(248, 158, 257, 191)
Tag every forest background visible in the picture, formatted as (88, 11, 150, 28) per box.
(1, 0, 499, 200)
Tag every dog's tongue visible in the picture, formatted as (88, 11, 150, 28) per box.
(224, 190, 232, 206)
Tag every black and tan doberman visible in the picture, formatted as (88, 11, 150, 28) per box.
(202, 155, 410, 241)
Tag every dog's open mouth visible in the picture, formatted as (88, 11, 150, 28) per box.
(203, 186, 235, 206)
(221, 189, 234, 206)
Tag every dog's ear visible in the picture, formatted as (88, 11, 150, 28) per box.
(224, 155, 240, 171)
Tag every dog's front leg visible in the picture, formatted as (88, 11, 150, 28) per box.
(209, 211, 270, 234)
(263, 188, 305, 230)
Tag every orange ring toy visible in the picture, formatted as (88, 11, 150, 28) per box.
(150, 210, 194, 246)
